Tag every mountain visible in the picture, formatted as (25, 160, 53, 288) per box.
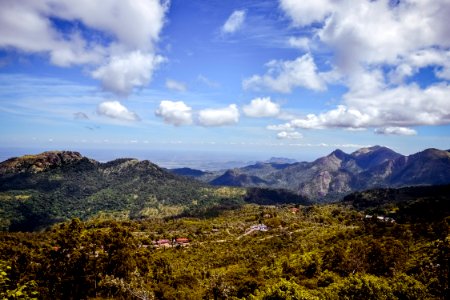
(350, 145, 402, 169)
(343, 184, 450, 223)
(210, 169, 268, 187)
(201, 146, 450, 201)
(0, 151, 217, 230)
(265, 157, 297, 164)
(168, 167, 210, 178)
(388, 148, 450, 185)
(0, 151, 310, 231)
(0, 151, 85, 174)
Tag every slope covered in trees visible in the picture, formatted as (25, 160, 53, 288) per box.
(0, 200, 448, 299)
(0, 151, 309, 231)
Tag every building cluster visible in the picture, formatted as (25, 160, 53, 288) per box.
(152, 237, 190, 248)
(249, 224, 268, 232)
(364, 215, 395, 223)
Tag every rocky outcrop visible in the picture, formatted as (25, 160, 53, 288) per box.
(0, 151, 84, 175)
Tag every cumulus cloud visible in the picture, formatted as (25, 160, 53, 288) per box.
(243, 54, 325, 93)
(374, 127, 417, 136)
(290, 105, 371, 129)
(91, 51, 164, 96)
(277, 131, 303, 139)
(222, 10, 246, 34)
(267, 123, 295, 132)
(0, 0, 168, 94)
(97, 101, 139, 121)
(280, 0, 334, 27)
(271, 0, 450, 132)
(243, 97, 280, 118)
(280, 0, 450, 80)
(165, 79, 187, 92)
(269, 83, 450, 132)
(155, 100, 193, 126)
(198, 104, 239, 127)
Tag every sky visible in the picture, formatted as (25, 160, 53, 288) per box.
(1, 0, 450, 164)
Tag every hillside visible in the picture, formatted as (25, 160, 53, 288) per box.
(205, 146, 450, 201)
(0, 199, 447, 299)
(343, 184, 450, 223)
(0, 152, 448, 299)
(0, 151, 308, 231)
(0, 151, 215, 231)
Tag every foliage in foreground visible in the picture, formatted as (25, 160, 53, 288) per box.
(0, 203, 448, 299)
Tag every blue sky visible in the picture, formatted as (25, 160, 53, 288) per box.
(1, 0, 450, 163)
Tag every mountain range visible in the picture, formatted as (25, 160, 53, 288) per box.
(0, 151, 308, 231)
(170, 146, 450, 201)
(1, 146, 449, 231)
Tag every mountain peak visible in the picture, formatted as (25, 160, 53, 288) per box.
(0, 151, 84, 174)
(351, 145, 385, 156)
(329, 149, 348, 160)
(350, 146, 402, 169)
(417, 148, 450, 158)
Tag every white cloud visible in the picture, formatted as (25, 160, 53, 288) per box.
(280, 0, 334, 27)
(374, 127, 417, 136)
(243, 54, 325, 93)
(273, 0, 450, 132)
(280, 0, 450, 79)
(243, 97, 280, 118)
(155, 100, 193, 126)
(222, 10, 246, 34)
(92, 51, 164, 96)
(290, 105, 371, 129)
(0, 0, 168, 94)
(345, 83, 450, 127)
(288, 37, 310, 50)
(277, 131, 303, 139)
(198, 104, 239, 127)
(267, 123, 295, 132)
(165, 79, 187, 92)
(97, 101, 139, 121)
(273, 83, 450, 131)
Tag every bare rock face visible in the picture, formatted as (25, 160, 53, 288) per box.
(206, 146, 450, 201)
(0, 151, 84, 175)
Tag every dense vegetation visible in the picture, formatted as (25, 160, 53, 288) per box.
(0, 154, 307, 231)
(1, 151, 449, 299)
(1, 199, 448, 299)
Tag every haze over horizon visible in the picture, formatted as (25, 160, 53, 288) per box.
(1, 0, 450, 160)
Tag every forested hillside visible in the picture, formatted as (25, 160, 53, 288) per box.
(0, 151, 308, 231)
(0, 152, 449, 299)
(1, 201, 448, 299)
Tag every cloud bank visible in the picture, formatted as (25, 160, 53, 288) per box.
(258, 0, 450, 134)
(0, 0, 169, 95)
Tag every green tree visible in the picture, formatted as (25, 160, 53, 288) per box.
(250, 279, 320, 300)
(0, 260, 38, 300)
